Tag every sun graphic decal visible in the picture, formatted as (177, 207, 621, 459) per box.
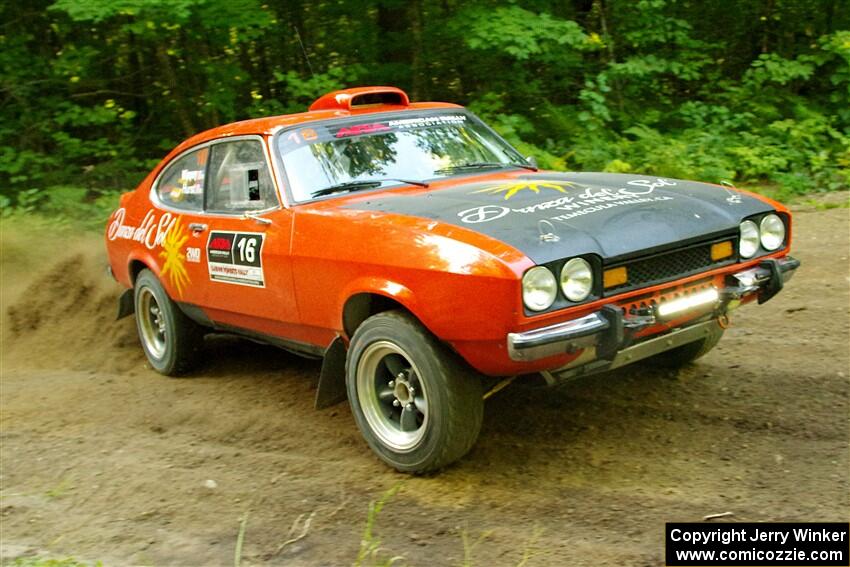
(159, 216, 191, 298)
(473, 180, 577, 200)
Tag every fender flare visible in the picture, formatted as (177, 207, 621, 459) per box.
(127, 249, 163, 282)
(337, 276, 430, 338)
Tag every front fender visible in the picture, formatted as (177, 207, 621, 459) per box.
(335, 267, 519, 343)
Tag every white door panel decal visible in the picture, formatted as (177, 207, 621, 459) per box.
(206, 231, 266, 287)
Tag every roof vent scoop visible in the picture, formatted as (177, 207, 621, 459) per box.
(309, 86, 410, 112)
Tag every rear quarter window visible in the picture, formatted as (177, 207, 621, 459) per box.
(156, 147, 209, 211)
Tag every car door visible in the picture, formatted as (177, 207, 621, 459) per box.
(194, 136, 300, 338)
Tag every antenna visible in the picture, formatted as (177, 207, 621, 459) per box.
(293, 25, 316, 79)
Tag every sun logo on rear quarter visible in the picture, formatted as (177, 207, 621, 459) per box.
(159, 216, 191, 298)
(474, 180, 577, 200)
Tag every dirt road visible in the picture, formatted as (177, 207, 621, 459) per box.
(1, 199, 848, 566)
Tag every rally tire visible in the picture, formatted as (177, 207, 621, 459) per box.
(649, 325, 724, 368)
(346, 310, 483, 474)
(134, 269, 204, 376)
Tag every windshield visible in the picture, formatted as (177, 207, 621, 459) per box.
(275, 111, 527, 202)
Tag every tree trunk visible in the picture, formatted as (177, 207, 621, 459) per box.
(377, 0, 414, 92)
(155, 45, 196, 137)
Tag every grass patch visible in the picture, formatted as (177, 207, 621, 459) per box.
(796, 198, 850, 210)
(2, 186, 121, 232)
(354, 483, 405, 567)
(44, 478, 75, 500)
(9, 558, 102, 567)
(354, 484, 547, 567)
(234, 513, 248, 567)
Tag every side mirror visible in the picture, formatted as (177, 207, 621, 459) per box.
(525, 156, 538, 169)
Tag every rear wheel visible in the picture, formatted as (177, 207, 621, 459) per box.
(346, 311, 483, 473)
(134, 269, 204, 375)
(649, 325, 724, 368)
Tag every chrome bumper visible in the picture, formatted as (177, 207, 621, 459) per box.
(507, 312, 610, 362)
(507, 255, 800, 364)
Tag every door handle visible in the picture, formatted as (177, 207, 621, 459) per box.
(188, 223, 208, 233)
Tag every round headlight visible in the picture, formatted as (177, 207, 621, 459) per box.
(522, 266, 557, 311)
(739, 220, 759, 258)
(759, 214, 785, 251)
(560, 257, 593, 302)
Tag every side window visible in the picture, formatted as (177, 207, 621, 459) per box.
(207, 140, 278, 213)
(156, 147, 208, 211)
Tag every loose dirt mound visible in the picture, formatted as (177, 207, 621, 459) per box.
(3, 242, 140, 374)
(1, 204, 848, 567)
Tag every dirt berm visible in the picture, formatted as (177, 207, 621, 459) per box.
(1, 198, 848, 566)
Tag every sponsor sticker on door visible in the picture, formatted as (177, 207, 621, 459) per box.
(206, 231, 265, 287)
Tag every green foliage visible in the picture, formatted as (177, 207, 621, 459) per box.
(354, 483, 405, 567)
(0, 0, 847, 219)
(463, 6, 591, 59)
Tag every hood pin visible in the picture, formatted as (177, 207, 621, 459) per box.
(538, 219, 560, 243)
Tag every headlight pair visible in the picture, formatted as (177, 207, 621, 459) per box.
(739, 213, 786, 258)
(522, 258, 593, 312)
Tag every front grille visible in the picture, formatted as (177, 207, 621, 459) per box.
(606, 239, 735, 294)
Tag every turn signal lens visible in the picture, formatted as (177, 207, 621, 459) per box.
(603, 266, 628, 288)
(710, 241, 734, 261)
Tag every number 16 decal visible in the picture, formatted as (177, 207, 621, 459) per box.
(234, 234, 261, 266)
(207, 231, 265, 287)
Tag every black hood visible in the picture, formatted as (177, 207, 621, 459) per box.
(344, 172, 775, 264)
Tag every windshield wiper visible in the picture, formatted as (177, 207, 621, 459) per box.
(311, 178, 429, 198)
(435, 161, 538, 174)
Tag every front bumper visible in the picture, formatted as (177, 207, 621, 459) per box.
(507, 256, 799, 372)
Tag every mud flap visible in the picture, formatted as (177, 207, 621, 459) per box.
(116, 289, 134, 320)
(315, 336, 348, 409)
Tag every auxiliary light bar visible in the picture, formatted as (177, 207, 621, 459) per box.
(657, 288, 720, 319)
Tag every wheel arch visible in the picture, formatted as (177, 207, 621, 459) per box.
(116, 256, 157, 320)
(127, 250, 162, 285)
(342, 292, 412, 339)
(340, 278, 426, 340)
(128, 259, 148, 285)
(317, 280, 425, 411)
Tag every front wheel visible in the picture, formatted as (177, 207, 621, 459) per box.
(346, 311, 483, 473)
(134, 269, 204, 375)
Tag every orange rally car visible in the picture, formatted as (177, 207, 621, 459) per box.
(105, 86, 800, 473)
